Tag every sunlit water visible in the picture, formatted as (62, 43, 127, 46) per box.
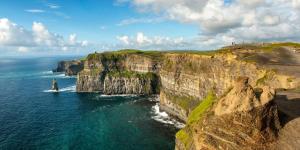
(0, 57, 183, 150)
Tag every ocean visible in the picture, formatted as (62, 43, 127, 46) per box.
(0, 57, 183, 150)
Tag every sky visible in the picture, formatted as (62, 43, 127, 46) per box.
(0, 0, 300, 56)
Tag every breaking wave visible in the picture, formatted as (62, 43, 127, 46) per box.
(98, 94, 138, 97)
(151, 103, 185, 129)
(41, 71, 76, 79)
(43, 85, 76, 93)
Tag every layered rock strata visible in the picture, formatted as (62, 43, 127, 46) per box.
(76, 52, 160, 94)
(176, 77, 281, 150)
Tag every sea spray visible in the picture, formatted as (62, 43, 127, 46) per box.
(151, 103, 185, 129)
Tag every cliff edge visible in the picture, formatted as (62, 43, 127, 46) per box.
(176, 77, 281, 150)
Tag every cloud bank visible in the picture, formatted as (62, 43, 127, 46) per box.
(116, 32, 191, 50)
(118, 0, 300, 48)
(0, 18, 88, 55)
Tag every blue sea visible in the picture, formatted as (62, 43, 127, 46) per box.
(0, 57, 183, 150)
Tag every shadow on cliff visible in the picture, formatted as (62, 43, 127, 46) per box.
(275, 94, 300, 127)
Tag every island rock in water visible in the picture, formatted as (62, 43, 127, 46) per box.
(51, 79, 59, 91)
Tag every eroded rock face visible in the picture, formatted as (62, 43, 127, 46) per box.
(76, 70, 104, 92)
(76, 54, 160, 94)
(214, 77, 275, 116)
(103, 76, 154, 95)
(176, 77, 281, 150)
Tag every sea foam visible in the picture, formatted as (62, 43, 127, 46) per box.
(43, 85, 76, 93)
(151, 103, 185, 129)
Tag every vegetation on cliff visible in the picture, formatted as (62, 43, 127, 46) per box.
(162, 90, 200, 113)
(187, 91, 216, 124)
(107, 70, 155, 79)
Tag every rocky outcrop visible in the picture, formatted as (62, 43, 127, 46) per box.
(214, 77, 276, 116)
(176, 77, 281, 150)
(53, 60, 83, 76)
(51, 79, 59, 91)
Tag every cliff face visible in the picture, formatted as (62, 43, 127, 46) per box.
(158, 53, 295, 121)
(53, 60, 83, 76)
(76, 52, 160, 94)
(176, 77, 281, 150)
(104, 76, 153, 95)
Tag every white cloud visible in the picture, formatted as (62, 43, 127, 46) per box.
(292, 0, 300, 9)
(116, 32, 192, 50)
(69, 34, 77, 45)
(0, 18, 89, 54)
(117, 35, 130, 45)
(0, 18, 34, 46)
(119, 0, 300, 48)
(25, 9, 45, 13)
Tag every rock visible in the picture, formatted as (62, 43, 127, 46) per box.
(51, 79, 59, 91)
(214, 76, 275, 116)
(103, 75, 157, 95)
(176, 76, 281, 150)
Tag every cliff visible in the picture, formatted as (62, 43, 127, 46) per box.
(53, 60, 84, 76)
(175, 77, 281, 149)
(76, 51, 160, 94)
(69, 43, 300, 149)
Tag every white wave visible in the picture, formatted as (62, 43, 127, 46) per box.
(43, 89, 59, 93)
(41, 71, 53, 75)
(60, 85, 76, 92)
(148, 96, 160, 102)
(151, 103, 185, 129)
(98, 94, 137, 97)
(43, 85, 76, 93)
(41, 73, 76, 79)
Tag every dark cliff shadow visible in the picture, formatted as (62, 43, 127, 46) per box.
(275, 94, 300, 127)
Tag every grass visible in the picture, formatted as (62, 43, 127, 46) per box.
(175, 130, 191, 149)
(270, 42, 300, 48)
(187, 91, 216, 124)
(107, 70, 156, 79)
(260, 42, 300, 52)
(166, 48, 233, 56)
(163, 90, 199, 112)
(80, 56, 87, 61)
(80, 68, 102, 76)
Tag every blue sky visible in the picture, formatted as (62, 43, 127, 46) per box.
(0, 0, 300, 56)
(0, 0, 196, 41)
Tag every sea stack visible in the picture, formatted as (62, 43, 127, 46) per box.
(51, 79, 59, 91)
